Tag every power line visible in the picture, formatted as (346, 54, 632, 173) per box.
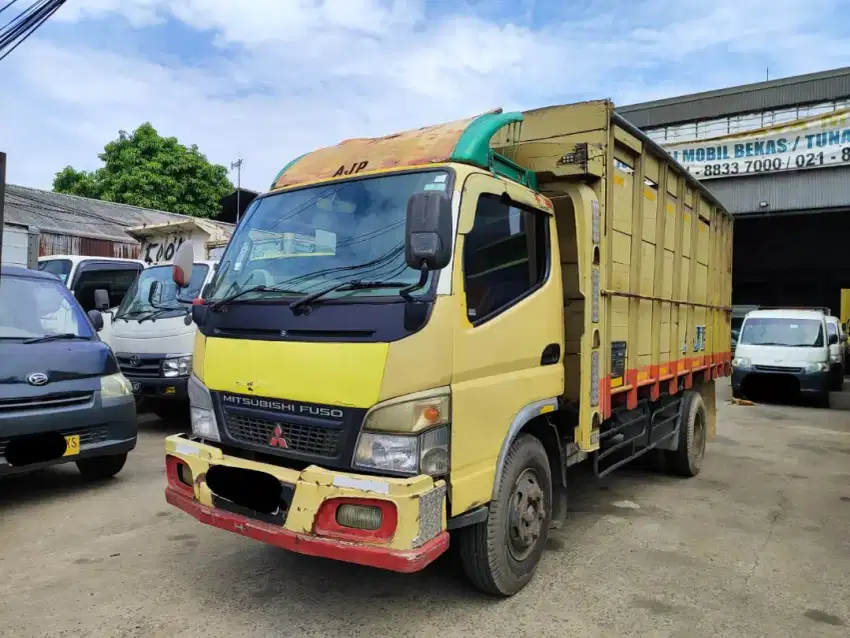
(0, 0, 66, 62)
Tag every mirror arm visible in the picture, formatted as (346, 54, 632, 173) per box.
(399, 263, 430, 302)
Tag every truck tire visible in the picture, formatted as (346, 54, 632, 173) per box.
(456, 434, 552, 597)
(664, 391, 707, 478)
(76, 453, 128, 480)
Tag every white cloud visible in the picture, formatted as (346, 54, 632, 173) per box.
(3, 0, 849, 193)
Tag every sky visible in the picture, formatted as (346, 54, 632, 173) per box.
(2, 0, 849, 193)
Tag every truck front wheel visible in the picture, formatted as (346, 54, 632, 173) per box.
(457, 434, 552, 597)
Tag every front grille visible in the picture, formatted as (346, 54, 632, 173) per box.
(223, 414, 341, 458)
(116, 355, 163, 378)
(754, 365, 804, 373)
(0, 392, 93, 413)
(0, 424, 109, 458)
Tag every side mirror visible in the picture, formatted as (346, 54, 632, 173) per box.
(87, 309, 104, 332)
(148, 280, 162, 305)
(829, 333, 839, 346)
(173, 242, 195, 288)
(404, 191, 452, 271)
(93, 288, 110, 311)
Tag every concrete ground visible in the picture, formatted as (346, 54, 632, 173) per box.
(1, 380, 849, 638)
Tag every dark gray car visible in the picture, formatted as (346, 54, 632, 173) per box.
(0, 265, 137, 478)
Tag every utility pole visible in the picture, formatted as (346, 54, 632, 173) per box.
(0, 152, 6, 271)
(231, 157, 243, 223)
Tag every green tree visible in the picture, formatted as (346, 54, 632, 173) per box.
(53, 123, 234, 218)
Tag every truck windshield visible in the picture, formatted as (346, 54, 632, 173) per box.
(739, 318, 824, 347)
(116, 264, 209, 320)
(0, 275, 93, 340)
(205, 170, 450, 303)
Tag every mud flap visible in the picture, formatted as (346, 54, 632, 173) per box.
(700, 381, 717, 442)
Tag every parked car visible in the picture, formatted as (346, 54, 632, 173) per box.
(0, 265, 138, 478)
(825, 316, 846, 390)
(732, 308, 836, 407)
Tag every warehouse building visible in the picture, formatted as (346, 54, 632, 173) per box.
(619, 67, 850, 314)
(1, 184, 232, 267)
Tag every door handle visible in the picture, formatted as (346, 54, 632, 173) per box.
(540, 343, 561, 366)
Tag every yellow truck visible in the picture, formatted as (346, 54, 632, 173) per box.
(164, 100, 733, 596)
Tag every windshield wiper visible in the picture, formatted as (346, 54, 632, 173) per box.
(138, 306, 187, 323)
(289, 280, 412, 312)
(22, 333, 90, 344)
(209, 286, 306, 312)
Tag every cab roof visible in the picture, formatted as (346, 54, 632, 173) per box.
(38, 255, 145, 266)
(745, 309, 826, 320)
(269, 108, 536, 192)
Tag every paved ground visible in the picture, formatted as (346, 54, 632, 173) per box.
(1, 381, 849, 638)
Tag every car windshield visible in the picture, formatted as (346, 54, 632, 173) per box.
(116, 264, 209, 320)
(205, 170, 450, 303)
(739, 317, 824, 347)
(0, 274, 93, 340)
(38, 259, 73, 284)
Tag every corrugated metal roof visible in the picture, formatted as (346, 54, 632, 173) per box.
(704, 166, 850, 215)
(618, 67, 850, 128)
(3, 185, 233, 243)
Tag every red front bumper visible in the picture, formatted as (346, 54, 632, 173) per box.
(165, 487, 449, 573)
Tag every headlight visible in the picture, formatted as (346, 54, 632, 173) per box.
(354, 389, 451, 476)
(731, 357, 752, 370)
(188, 374, 220, 442)
(354, 425, 450, 477)
(805, 362, 830, 373)
(163, 355, 193, 378)
(101, 373, 132, 399)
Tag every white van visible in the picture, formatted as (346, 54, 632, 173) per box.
(825, 316, 846, 390)
(110, 261, 217, 420)
(732, 309, 836, 407)
(37, 255, 146, 347)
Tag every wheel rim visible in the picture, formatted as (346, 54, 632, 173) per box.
(507, 468, 546, 562)
(691, 409, 706, 468)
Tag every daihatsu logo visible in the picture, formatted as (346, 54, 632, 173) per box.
(27, 372, 49, 386)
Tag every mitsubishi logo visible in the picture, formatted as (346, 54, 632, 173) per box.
(269, 425, 288, 448)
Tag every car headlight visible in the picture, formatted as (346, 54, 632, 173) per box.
(731, 357, 752, 370)
(188, 374, 220, 442)
(805, 362, 830, 373)
(163, 355, 193, 378)
(101, 373, 132, 399)
(354, 389, 451, 476)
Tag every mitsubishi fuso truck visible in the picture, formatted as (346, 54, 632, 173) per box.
(162, 101, 733, 596)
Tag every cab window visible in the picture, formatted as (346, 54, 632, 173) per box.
(72, 263, 142, 311)
(463, 194, 549, 324)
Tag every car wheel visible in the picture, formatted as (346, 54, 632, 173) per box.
(76, 453, 128, 480)
(456, 434, 552, 597)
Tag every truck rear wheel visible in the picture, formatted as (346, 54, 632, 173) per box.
(456, 434, 552, 597)
(663, 391, 707, 478)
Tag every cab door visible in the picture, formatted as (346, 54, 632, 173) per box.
(449, 173, 564, 514)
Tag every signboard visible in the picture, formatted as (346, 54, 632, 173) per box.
(664, 109, 850, 180)
(141, 232, 188, 264)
